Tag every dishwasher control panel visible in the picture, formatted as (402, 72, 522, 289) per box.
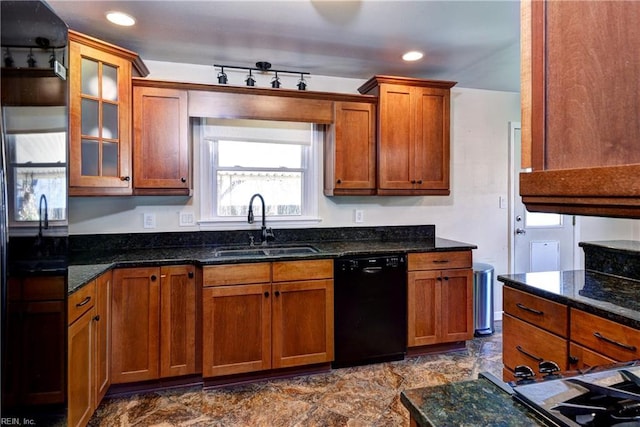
(335, 255, 406, 272)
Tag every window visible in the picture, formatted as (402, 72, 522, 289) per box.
(525, 211, 563, 228)
(3, 106, 67, 228)
(199, 119, 320, 228)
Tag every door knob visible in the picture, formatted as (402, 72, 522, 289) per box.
(515, 228, 526, 235)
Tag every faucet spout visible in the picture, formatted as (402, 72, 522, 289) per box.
(38, 194, 48, 238)
(247, 193, 274, 245)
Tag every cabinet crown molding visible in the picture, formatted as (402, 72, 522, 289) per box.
(358, 75, 457, 94)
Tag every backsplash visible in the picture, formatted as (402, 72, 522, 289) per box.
(69, 225, 436, 254)
(580, 240, 640, 281)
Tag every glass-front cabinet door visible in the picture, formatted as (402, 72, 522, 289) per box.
(69, 31, 133, 195)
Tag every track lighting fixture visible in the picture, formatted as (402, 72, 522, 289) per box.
(214, 62, 310, 90)
(245, 69, 256, 86)
(271, 72, 281, 88)
(297, 74, 307, 91)
(217, 67, 227, 84)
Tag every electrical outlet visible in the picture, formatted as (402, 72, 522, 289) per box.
(354, 209, 364, 223)
(179, 211, 195, 226)
(143, 213, 156, 229)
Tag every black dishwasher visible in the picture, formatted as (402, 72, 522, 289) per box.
(333, 254, 407, 368)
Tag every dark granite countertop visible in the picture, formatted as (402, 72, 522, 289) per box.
(498, 270, 640, 329)
(400, 373, 545, 426)
(67, 236, 476, 294)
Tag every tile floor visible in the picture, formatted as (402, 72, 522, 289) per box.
(89, 323, 502, 426)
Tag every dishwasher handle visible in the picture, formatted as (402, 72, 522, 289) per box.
(362, 266, 383, 274)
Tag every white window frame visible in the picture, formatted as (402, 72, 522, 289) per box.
(197, 119, 322, 230)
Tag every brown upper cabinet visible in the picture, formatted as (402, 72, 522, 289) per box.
(520, 1, 640, 218)
(68, 30, 148, 196)
(324, 100, 377, 196)
(132, 81, 190, 195)
(359, 76, 456, 196)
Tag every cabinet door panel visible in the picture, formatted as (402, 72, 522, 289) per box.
(160, 265, 196, 378)
(94, 271, 111, 405)
(24, 301, 66, 405)
(330, 101, 376, 192)
(414, 87, 449, 190)
(378, 85, 412, 189)
(68, 310, 93, 427)
(440, 269, 473, 342)
(111, 268, 160, 383)
(407, 270, 440, 347)
(272, 280, 334, 368)
(202, 284, 271, 377)
(69, 38, 132, 193)
(133, 86, 189, 191)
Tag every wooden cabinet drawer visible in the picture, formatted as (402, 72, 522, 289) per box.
(570, 309, 640, 362)
(68, 281, 96, 325)
(503, 313, 568, 372)
(203, 263, 271, 287)
(272, 260, 333, 282)
(569, 342, 616, 371)
(408, 251, 471, 271)
(503, 287, 568, 337)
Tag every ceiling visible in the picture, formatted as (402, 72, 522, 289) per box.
(46, 0, 521, 92)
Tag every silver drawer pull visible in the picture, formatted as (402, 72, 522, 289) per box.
(516, 345, 543, 362)
(593, 332, 638, 352)
(516, 303, 544, 316)
(76, 296, 91, 307)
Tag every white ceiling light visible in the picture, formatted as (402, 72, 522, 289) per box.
(106, 11, 136, 27)
(402, 51, 424, 62)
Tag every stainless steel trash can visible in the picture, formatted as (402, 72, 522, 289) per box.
(473, 262, 494, 337)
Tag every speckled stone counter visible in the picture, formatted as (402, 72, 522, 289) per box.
(400, 373, 545, 426)
(67, 226, 476, 294)
(580, 240, 640, 280)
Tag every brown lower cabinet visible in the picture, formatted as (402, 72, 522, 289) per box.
(407, 251, 473, 347)
(111, 265, 197, 383)
(502, 286, 569, 381)
(202, 260, 334, 377)
(6, 275, 66, 409)
(67, 286, 95, 427)
(68, 271, 112, 427)
(502, 285, 640, 381)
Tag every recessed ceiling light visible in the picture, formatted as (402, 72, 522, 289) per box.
(402, 51, 424, 62)
(106, 11, 136, 27)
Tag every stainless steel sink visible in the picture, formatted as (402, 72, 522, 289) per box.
(213, 245, 318, 258)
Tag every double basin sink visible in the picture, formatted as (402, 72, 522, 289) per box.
(213, 245, 319, 258)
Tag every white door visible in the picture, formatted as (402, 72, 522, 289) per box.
(510, 123, 576, 273)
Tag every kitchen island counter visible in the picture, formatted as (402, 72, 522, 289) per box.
(498, 270, 640, 330)
(401, 373, 545, 426)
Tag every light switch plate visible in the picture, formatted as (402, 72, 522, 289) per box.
(143, 213, 156, 229)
